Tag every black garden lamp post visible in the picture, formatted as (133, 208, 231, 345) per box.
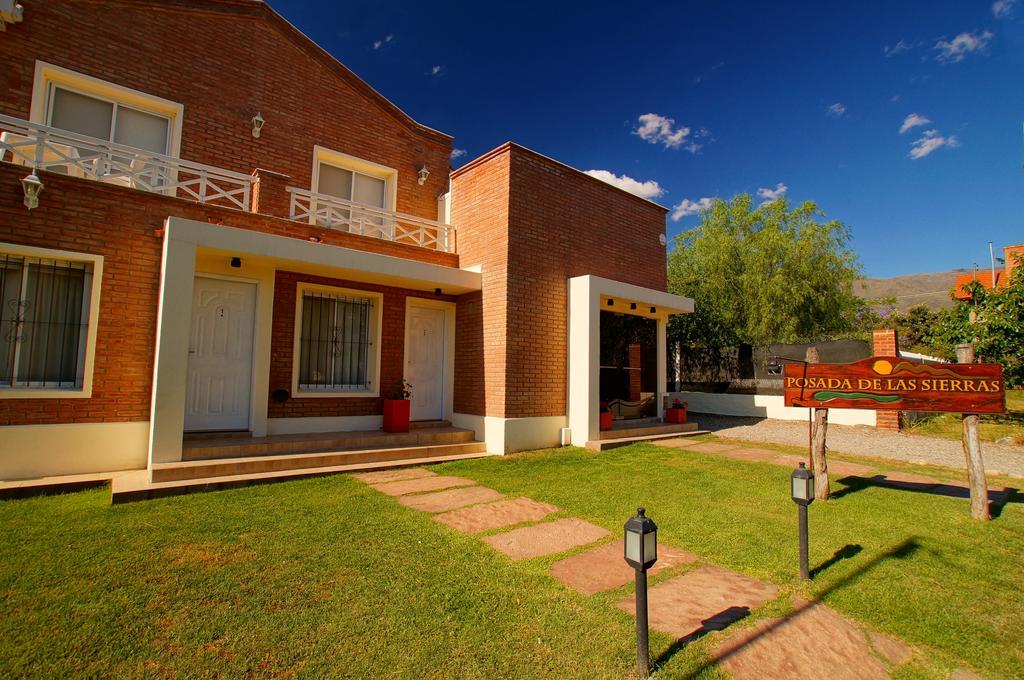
(624, 507, 658, 678)
(791, 462, 815, 580)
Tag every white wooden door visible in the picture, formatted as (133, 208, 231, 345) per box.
(185, 277, 256, 432)
(406, 305, 445, 421)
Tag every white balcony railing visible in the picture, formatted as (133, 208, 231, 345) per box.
(0, 114, 252, 212)
(288, 187, 456, 253)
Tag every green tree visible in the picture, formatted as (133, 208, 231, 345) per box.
(973, 258, 1024, 386)
(667, 195, 862, 347)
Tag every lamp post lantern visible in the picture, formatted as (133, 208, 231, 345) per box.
(624, 507, 658, 678)
(791, 462, 815, 579)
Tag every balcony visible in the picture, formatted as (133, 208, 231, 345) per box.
(288, 187, 456, 253)
(0, 115, 457, 254)
(0, 114, 253, 211)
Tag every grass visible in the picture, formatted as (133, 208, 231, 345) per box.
(907, 389, 1024, 445)
(2, 439, 1022, 678)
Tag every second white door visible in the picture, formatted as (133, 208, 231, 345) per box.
(405, 305, 445, 421)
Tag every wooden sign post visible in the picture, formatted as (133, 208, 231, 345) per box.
(783, 355, 1006, 520)
(805, 347, 830, 500)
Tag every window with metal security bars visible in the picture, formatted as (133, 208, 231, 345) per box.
(0, 254, 92, 389)
(298, 291, 375, 392)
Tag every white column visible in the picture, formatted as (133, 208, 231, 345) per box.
(568, 276, 600, 446)
(148, 233, 196, 467)
(656, 318, 667, 419)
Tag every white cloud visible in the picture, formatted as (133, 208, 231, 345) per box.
(373, 34, 393, 50)
(633, 113, 706, 152)
(884, 40, 918, 57)
(908, 129, 959, 159)
(431, 65, 442, 75)
(583, 170, 665, 200)
(826, 102, 847, 117)
(450, 148, 467, 160)
(899, 113, 931, 134)
(934, 30, 993, 63)
(670, 197, 715, 221)
(756, 182, 788, 204)
(993, 0, 1016, 17)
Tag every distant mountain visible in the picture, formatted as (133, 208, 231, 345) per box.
(856, 270, 967, 313)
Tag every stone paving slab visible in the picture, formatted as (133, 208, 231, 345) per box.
(716, 447, 783, 462)
(823, 460, 876, 477)
(353, 467, 436, 484)
(684, 440, 741, 450)
(770, 454, 811, 468)
(371, 475, 476, 497)
(867, 630, 913, 666)
(435, 497, 558, 533)
(616, 565, 778, 639)
(550, 539, 698, 595)
(650, 438, 703, 449)
(398, 485, 503, 512)
(483, 518, 610, 561)
(714, 603, 894, 679)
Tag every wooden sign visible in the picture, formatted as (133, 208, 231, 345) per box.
(783, 356, 1006, 414)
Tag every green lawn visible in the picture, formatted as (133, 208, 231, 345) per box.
(2, 441, 1022, 678)
(908, 389, 1024, 445)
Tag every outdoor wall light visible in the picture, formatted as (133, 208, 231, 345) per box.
(21, 171, 43, 210)
(630, 302, 637, 310)
(624, 507, 658, 678)
(251, 112, 265, 138)
(607, 298, 615, 307)
(791, 462, 815, 580)
(649, 306, 656, 314)
(434, 287, 442, 296)
(417, 164, 430, 185)
(230, 257, 242, 268)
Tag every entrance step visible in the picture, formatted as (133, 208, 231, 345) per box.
(587, 427, 708, 452)
(155, 440, 487, 483)
(182, 426, 475, 461)
(600, 421, 700, 440)
(410, 420, 452, 429)
(113, 448, 492, 503)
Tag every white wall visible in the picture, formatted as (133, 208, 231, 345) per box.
(670, 391, 877, 427)
(0, 422, 148, 480)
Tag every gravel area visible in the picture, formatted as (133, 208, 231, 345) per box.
(693, 413, 1024, 479)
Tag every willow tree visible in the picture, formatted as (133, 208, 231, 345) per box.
(667, 195, 862, 349)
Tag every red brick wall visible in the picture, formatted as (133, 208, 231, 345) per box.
(450, 143, 669, 419)
(268, 270, 455, 419)
(0, 0, 451, 222)
(0, 165, 456, 426)
(872, 329, 901, 431)
(450, 150, 510, 417)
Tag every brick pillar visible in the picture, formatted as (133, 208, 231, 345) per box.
(872, 329, 901, 431)
(250, 168, 292, 218)
(628, 343, 642, 402)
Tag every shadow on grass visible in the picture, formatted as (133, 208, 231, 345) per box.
(657, 537, 920, 678)
(810, 543, 863, 578)
(830, 476, 1020, 517)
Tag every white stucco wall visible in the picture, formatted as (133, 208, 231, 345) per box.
(0, 422, 148, 480)
(669, 391, 877, 427)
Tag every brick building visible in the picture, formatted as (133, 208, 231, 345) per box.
(0, 0, 692, 491)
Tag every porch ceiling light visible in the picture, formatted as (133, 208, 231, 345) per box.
(417, 164, 430, 185)
(649, 306, 656, 314)
(251, 112, 265, 138)
(630, 302, 637, 310)
(607, 298, 615, 307)
(21, 171, 42, 210)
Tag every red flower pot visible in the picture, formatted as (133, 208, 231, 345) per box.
(599, 411, 613, 431)
(383, 399, 411, 433)
(665, 405, 687, 424)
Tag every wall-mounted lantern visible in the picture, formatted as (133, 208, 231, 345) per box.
(21, 171, 42, 210)
(417, 164, 430, 185)
(251, 112, 265, 138)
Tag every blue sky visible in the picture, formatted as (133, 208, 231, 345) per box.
(271, 0, 1024, 278)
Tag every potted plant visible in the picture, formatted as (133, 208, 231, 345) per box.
(383, 379, 413, 433)
(599, 401, 613, 431)
(665, 398, 688, 424)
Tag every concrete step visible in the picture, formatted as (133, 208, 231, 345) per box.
(181, 427, 475, 461)
(600, 422, 699, 440)
(155, 441, 487, 483)
(409, 420, 452, 429)
(113, 449, 494, 503)
(587, 429, 709, 452)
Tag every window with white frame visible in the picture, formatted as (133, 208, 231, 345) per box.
(317, 162, 387, 209)
(297, 288, 379, 393)
(0, 253, 93, 390)
(47, 85, 171, 155)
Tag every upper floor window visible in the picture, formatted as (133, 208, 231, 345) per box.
(0, 245, 103, 398)
(312, 146, 396, 212)
(31, 61, 183, 158)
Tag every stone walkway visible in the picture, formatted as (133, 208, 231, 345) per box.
(353, 466, 940, 678)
